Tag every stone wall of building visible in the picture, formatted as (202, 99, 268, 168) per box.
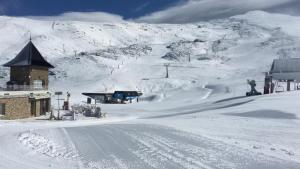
(30, 66, 49, 87)
(0, 96, 31, 120)
(8, 66, 49, 89)
(0, 91, 52, 120)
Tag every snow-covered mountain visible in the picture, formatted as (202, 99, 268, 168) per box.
(1, 11, 300, 102)
(1, 11, 300, 169)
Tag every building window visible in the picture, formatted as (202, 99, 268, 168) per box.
(0, 104, 5, 115)
(33, 80, 43, 89)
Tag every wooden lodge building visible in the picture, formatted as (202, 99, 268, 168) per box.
(0, 40, 54, 119)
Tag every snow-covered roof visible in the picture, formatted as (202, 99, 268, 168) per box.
(270, 58, 300, 81)
(270, 58, 300, 73)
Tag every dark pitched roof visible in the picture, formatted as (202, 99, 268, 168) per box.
(3, 41, 54, 68)
(270, 58, 300, 73)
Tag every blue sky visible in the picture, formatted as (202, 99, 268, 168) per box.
(0, 0, 299, 23)
(0, 0, 182, 19)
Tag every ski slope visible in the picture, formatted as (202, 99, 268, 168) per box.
(0, 11, 300, 101)
(0, 11, 300, 169)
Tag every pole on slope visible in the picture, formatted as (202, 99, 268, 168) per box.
(164, 63, 170, 78)
(74, 50, 77, 59)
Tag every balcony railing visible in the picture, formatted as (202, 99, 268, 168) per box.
(0, 85, 48, 91)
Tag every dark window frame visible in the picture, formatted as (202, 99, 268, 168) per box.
(0, 103, 5, 115)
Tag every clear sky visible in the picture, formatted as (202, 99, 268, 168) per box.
(0, 0, 299, 23)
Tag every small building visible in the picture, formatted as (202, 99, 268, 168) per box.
(264, 58, 300, 93)
(82, 91, 143, 104)
(4, 40, 54, 90)
(0, 91, 51, 119)
(0, 40, 54, 120)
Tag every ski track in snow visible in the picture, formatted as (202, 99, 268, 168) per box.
(63, 124, 299, 169)
(0, 92, 300, 169)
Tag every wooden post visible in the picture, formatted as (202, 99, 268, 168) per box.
(271, 82, 275, 93)
(287, 80, 292, 91)
(264, 73, 272, 94)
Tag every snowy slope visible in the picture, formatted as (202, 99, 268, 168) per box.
(1, 11, 300, 102)
(1, 11, 300, 169)
(0, 91, 300, 169)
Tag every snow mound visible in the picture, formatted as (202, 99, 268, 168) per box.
(18, 131, 79, 160)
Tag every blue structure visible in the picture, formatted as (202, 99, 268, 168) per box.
(82, 91, 142, 104)
(112, 91, 141, 103)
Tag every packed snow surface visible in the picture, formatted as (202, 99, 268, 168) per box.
(0, 11, 300, 169)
